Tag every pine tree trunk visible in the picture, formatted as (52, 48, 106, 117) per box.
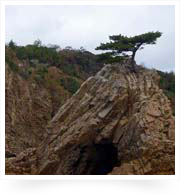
(131, 51, 136, 72)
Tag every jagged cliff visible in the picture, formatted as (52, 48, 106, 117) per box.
(36, 62, 175, 175)
(5, 63, 71, 155)
(5, 61, 175, 175)
(5, 47, 103, 159)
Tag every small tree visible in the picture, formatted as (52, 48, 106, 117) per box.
(8, 40, 16, 50)
(48, 44, 61, 51)
(96, 31, 162, 71)
(33, 39, 42, 47)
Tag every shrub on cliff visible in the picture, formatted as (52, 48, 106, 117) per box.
(158, 70, 175, 115)
(60, 77, 80, 94)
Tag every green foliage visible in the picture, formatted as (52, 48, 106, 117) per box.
(158, 71, 175, 93)
(16, 46, 28, 59)
(33, 39, 42, 47)
(18, 66, 34, 80)
(96, 31, 162, 64)
(8, 60, 18, 72)
(6, 41, 103, 81)
(36, 66, 48, 79)
(8, 40, 16, 50)
(9, 40, 60, 66)
(60, 63, 79, 77)
(5, 53, 19, 72)
(33, 65, 49, 83)
(96, 53, 125, 63)
(158, 70, 175, 115)
(57, 49, 101, 79)
(60, 77, 80, 94)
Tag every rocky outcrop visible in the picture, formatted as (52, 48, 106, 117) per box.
(5, 147, 37, 175)
(36, 62, 175, 175)
(5, 63, 52, 155)
(5, 64, 72, 155)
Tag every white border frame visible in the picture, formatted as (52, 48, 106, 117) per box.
(1, 0, 179, 180)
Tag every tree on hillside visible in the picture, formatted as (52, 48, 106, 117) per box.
(34, 39, 42, 47)
(96, 31, 162, 72)
(47, 44, 61, 51)
(8, 40, 17, 50)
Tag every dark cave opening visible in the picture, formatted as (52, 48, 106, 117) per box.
(89, 142, 118, 175)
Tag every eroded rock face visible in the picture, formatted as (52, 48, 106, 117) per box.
(37, 62, 175, 175)
(5, 63, 73, 157)
(5, 64, 52, 155)
(5, 147, 37, 175)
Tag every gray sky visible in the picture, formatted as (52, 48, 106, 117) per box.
(5, 5, 175, 72)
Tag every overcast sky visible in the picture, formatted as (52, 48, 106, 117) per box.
(5, 5, 175, 72)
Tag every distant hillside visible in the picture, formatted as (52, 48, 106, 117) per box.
(6, 41, 102, 79)
(5, 43, 104, 113)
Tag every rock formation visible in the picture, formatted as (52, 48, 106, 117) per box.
(5, 62, 74, 156)
(5, 63, 52, 155)
(36, 61, 175, 175)
(5, 147, 37, 175)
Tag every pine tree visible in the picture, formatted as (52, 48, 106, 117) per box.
(8, 40, 16, 50)
(96, 31, 162, 72)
